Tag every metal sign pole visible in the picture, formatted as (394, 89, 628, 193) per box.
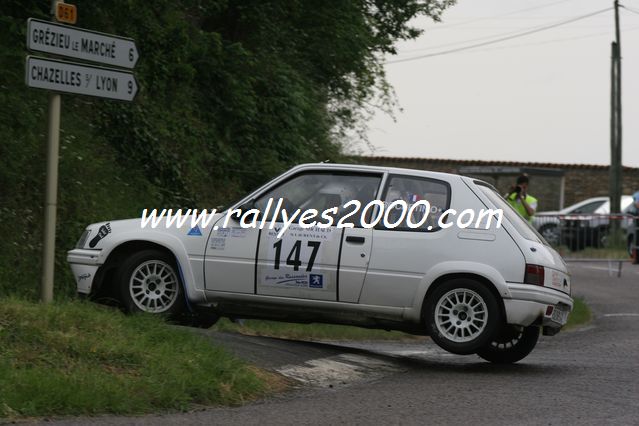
(40, 0, 62, 303)
(41, 92, 60, 303)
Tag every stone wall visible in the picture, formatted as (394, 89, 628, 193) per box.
(358, 157, 639, 212)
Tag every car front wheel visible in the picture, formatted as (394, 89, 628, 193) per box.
(476, 325, 540, 364)
(424, 278, 501, 355)
(117, 249, 185, 316)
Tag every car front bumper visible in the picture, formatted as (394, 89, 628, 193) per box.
(503, 283, 573, 330)
(67, 249, 102, 294)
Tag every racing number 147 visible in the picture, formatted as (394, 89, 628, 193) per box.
(273, 240, 321, 272)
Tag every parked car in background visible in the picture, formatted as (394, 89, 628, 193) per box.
(559, 196, 634, 251)
(533, 196, 633, 246)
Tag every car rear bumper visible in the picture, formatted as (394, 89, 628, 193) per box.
(67, 249, 102, 295)
(503, 283, 573, 330)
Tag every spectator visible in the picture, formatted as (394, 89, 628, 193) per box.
(505, 174, 538, 222)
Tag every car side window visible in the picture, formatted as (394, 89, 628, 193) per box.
(380, 176, 450, 232)
(572, 201, 605, 214)
(254, 172, 382, 225)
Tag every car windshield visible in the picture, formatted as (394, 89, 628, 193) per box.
(474, 182, 545, 245)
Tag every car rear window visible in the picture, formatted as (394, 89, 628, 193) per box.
(474, 181, 544, 244)
(379, 175, 451, 232)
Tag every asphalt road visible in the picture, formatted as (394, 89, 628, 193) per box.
(50, 262, 639, 425)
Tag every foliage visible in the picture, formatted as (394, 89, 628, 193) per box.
(0, 0, 454, 298)
(213, 318, 423, 341)
(565, 297, 591, 329)
(0, 299, 283, 417)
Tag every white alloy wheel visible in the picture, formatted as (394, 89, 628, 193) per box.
(434, 288, 488, 343)
(129, 260, 180, 313)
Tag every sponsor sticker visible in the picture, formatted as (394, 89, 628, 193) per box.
(89, 222, 111, 247)
(188, 225, 202, 236)
(264, 273, 309, 288)
(209, 237, 226, 250)
(309, 274, 323, 289)
(231, 227, 248, 238)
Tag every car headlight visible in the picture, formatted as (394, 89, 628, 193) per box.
(75, 229, 91, 248)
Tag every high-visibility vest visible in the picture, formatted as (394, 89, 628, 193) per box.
(507, 193, 537, 222)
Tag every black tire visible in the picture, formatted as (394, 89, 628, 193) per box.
(566, 231, 585, 251)
(592, 226, 609, 248)
(117, 249, 185, 317)
(193, 313, 220, 328)
(179, 311, 220, 328)
(424, 278, 501, 355)
(476, 325, 540, 364)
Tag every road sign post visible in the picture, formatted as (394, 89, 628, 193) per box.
(40, 0, 64, 304)
(30, 2, 138, 302)
(41, 90, 60, 303)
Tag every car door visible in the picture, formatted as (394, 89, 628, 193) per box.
(203, 221, 260, 294)
(360, 174, 452, 307)
(253, 170, 382, 302)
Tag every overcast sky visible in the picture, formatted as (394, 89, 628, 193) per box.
(366, 0, 639, 167)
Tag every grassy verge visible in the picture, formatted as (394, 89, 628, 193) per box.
(0, 299, 285, 419)
(565, 297, 591, 329)
(213, 318, 421, 341)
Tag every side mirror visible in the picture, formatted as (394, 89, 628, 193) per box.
(232, 200, 257, 221)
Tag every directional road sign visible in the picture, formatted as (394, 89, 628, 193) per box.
(26, 55, 138, 101)
(27, 18, 139, 69)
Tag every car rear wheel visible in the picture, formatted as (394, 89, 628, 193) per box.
(424, 278, 501, 355)
(476, 325, 540, 364)
(117, 249, 185, 316)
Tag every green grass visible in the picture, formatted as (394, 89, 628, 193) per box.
(213, 318, 421, 341)
(0, 296, 593, 420)
(565, 297, 591, 329)
(0, 299, 285, 419)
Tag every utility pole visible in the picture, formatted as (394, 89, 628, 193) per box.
(610, 0, 622, 215)
(40, 0, 62, 303)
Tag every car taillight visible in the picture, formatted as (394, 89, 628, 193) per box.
(524, 264, 545, 286)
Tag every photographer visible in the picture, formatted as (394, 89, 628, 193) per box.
(505, 174, 538, 222)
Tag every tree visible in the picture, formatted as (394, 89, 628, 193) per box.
(0, 0, 454, 298)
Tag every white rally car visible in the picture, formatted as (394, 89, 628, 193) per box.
(68, 163, 573, 363)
